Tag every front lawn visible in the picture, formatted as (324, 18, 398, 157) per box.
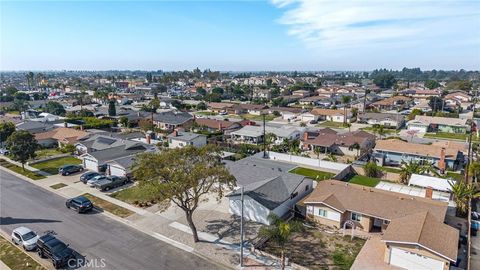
(379, 166, 402, 174)
(261, 224, 365, 270)
(195, 111, 217, 116)
(33, 148, 63, 160)
(0, 234, 45, 270)
(0, 159, 45, 180)
(289, 167, 335, 181)
(317, 121, 347, 128)
(110, 184, 159, 208)
(360, 127, 398, 135)
(82, 193, 134, 218)
(32, 156, 81, 175)
(240, 114, 276, 121)
(50, 183, 68, 190)
(348, 175, 380, 187)
(424, 132, 480, 142)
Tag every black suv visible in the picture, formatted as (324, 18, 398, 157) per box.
(66, 196, 93, 213)
(37, 234, 75, 269)
(58, 164, 83, 176)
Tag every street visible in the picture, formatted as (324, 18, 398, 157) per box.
(0, 170, 222, 270)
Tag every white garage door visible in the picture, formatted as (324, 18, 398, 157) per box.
(389, 247, 444, 270)
(83, 158, 98, 172)
(109, 165, 126, 177)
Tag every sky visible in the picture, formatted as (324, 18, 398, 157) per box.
(1, 0, 479, 71)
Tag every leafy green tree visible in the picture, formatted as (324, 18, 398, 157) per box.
(449, 181, 479, 216)
(341, 96, 351, 124)
(424, 80, 440, 89)
(364, 162, 380, 178)
(0, 122, 15, 146)
(196, 102, 207, 110)
(148, 98, 161, 130)
(60, 144, 76, 154)
(446, 80, 473, 91)
(132, 145, 235, 242)
(407, 108, 422, 120)
(373, 73, 396, 89)
(14, 92, 30, 101)
(265, 133, 277, 152)
(428, 96, 444, 112)
(196, 87, 207, 96)
(468, 162, 480, 182)
(45, 101, 66, 116)
(211, 87, 224, 96)
(108, 99, 116, 116)
(399, 160, 424, 184)
(5, 130, 38, 170)
(119, 116, 129, 128)
(259, 214, 303, 270)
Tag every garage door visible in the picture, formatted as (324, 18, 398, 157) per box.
(389, 247, 444, 270)
(83, 158, 98, 172)
(109, 165, 126, 177)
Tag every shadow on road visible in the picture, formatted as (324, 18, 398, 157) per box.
(0, 216, 62, 225)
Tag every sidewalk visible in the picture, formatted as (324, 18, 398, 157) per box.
(0, 161, 280, 269)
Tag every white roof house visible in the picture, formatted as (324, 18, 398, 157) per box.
(230, 125, 305, 144)
(408, 174, 455, 192)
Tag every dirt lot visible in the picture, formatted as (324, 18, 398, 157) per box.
(261, 223, 365, 270)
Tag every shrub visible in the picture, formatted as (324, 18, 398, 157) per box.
(363, 161, 381, 178)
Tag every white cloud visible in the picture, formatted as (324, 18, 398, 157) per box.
(271, 0, 480, 52)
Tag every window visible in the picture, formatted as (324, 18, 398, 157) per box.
(290, 192, 298, 199)
(305, 185, 309, 191)
(383, 220, 390, 225)
(318, 209, 327, 217)
(351, 212, 361, 221)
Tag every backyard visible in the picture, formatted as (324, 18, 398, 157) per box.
(289, 167, 335, 181)
(31, 156, 81, 175)
(260, 224, 365, 270)
(348, 175, 380, 187)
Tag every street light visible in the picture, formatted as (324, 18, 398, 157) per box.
(231, 186, 245, 267)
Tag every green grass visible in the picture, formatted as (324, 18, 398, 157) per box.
(240, 114, 276, 121)
(50, 183, 67, 190)
(289, 167, 335, 181)
(0, 159, 45, 180)
(379, 166, 402, 174)
(445, 171, 463, 181)
(110, 184, 159, 205)
(195, 111, 217, 116)
(32, 156, 81, 175)
(360, 127, 398, 135)
(82, 193, 134, 218)
(317, 121, 348, 128)
(0, 234, 46, 270)
(33, 148, 63, 160)
(348, 175, 381, 187)
(424, 132, 479, 142)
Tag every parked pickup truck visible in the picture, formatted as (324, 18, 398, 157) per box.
(93, 175, 129, 191)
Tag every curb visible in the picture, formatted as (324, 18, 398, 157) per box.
(0, 230, 52, 270)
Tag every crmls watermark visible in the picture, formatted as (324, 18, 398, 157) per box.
(68, 258, 107, 268)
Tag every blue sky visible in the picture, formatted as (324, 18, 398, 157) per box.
(1, 0, 479, 71)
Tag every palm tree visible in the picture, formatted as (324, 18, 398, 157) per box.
(363, 89, 370, 113)
(259, 214, 303, 270)
(350, 142, 361, 157)
(341, 95, 352, 125)
(468, 161, 480, 183)
(345, 122, 352, 131)
(422, 161, 440, 177)
(399, 160, 424, 184)
(148, 98, 161, 130)
(265, 133, 277, 152)
(325, 153, 338, 162)
(449, 181, 480, 216)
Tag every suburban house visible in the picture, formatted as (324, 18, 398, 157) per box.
(292, 90, 312, 97)
(267, 107, 303, 121)
(444, 91, 471, 108)
(402, 89, 441, 100)
(230, 104, 268, 115)
(152, 111, 194, 131)
(207, 102, 235, 113)
(194, 118, 242, 134)
(16, 120, 56, 134)
(300, 108, 353, 123)
(369, 96, 412, 111)
(167, 130, 207, 148)
(301, 129, 375, 156)
(35, 127, 89, 148)
(226, 156, 313, 225)
(105, 155, 136, 178)
(373, 139, 465, 170)
(406, 115, 469, 134)
(357, 112, 405, 129)
(303, 180, 458, 270)
(230, 125, 304, 145)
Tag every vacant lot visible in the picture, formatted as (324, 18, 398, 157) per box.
(32, 156, 81, 175)
(261, 224, 365, 270)
(289, 167, 335, 181)
(348, 175, 380, 187)
(0, 159, 45, 180)
(0, 235, 45, 270)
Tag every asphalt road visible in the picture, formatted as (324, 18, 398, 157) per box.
(0, 170, 222, 270)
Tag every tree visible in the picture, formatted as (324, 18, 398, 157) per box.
(468, 162, 480, 182)
(449, 181, 479, 216)
(196, 87, 207, 96)
(446, 80, 473, 91)
(0, 122, 15, 146)
(196, 102, 207, 110)
(108, 99, 116, 116)
(428, 96, 444, 113)
(373, 73, 396, 89)
(363, 89, 370, 112)
(60, 144, 76, 154)
(119, 116, 129, 128)
(424, 80, 440, 89)
(407, 108, 422, 120)
(399, 160, 424, 184)
(132, 145, 235, 242)
(45, 101, 66, 116)
(148, 98, 161, 130)
(5, 130, 38, 170)
(265, 133, 277, 152)
(211, 87, 224, 96)
(364, 161, 381, 178)
(341, 96, 351, 125)
(259, 214, 303, 270)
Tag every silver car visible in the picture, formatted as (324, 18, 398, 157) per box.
(11, 227, 39, 251)
(86, 175, 107, 187)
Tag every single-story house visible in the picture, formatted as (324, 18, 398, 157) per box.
(167, 130, 207, 148)
(357, 112, 405, 129)
(369, 96, 412, 111)
(231, 104, 268, 115)
(301, 129, 375, 156)
(207, 102, 235, 113)
(303, 180, 458, 270)
(267, 107, 303, 121)
(194, 118, 242, 134)
(407, 115, 469, 134)
(16, 120, 56, 134)
(152, 111, 194, 131)
(301, 108, 353, 123)
(105, 155, 136, 178)
(226, 156, 313, 225)
(35, 127, 89, 147)
(408, 174, 455, 193)
(230, 125, 304, 145)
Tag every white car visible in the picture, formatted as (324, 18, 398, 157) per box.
(86, 175, 107, 187)
(11, 227, 39, 251)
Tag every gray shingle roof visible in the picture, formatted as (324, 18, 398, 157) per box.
(84, 143, 149, 163)
(152, 111, 193, 125)
(167, 131, 206, 142)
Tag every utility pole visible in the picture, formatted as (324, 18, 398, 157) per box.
(240, 186, 244, 267)
(466, 89, 477, 270)
(263, 113, 267, 158)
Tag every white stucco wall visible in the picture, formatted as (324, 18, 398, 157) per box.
(307, 205, 341, 221)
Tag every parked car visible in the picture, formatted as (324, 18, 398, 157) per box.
(86, 175, 107, 187)
(0, 148, 10, 155)
(94, 176, 129, 191)
(58, 164, 83, 176)
(11, 227, 39, 251)
(65, 196, 93, 213)
(37, 234, 75, 269)
(79, 171, 101, 184)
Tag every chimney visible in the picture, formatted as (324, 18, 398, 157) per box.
(438, 147, 446, 173)
(64, 122, 68, 128)
(173, 130, 178, 137)
(425, 186, 433, 199)
(146, 133, 151, 144)
(137, 111, 140, 117)
(80, 125, 84, 131)
(303, 132, 309, 141)
(218, 122, 222, 131)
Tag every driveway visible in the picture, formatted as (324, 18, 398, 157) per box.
(351, 236, 400, 270)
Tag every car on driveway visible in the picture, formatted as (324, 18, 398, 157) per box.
(86, 175, 107, 187)
(0, 148, 10, 155)
(58, 164, 83, 176)
(80, 171, 101, 184)
(11, 227, 39, 251)
(94, 175, 129, 191)
(66, 195, 93, 213)
(37, 234, 75, 269)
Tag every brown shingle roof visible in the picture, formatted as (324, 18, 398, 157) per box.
(382, 211, 458, 261)
(371, 96, 411, 106)
(35, 127, 89, 144)
(195, 118, 238, 130)
(375, 139, 460, 159)
(310, 108, 349, 116)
